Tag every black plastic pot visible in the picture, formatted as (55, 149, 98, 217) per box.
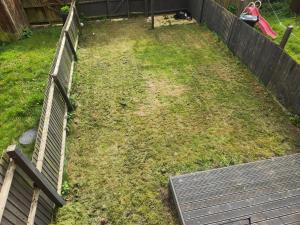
(240, 13, 259, 27)
(60, 12, 69, 25)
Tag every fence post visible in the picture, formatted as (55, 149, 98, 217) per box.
(280, 25, 294, 49)
(151, 0, 154, 29)
(200, 0, 206, 23)
(144, 0, 148, 16)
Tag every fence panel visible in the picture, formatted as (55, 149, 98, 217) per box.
(1, 164, 33, 225)
(203, 0, 235, 43)
(188, 0, 204, 23)
(153, 0, 188, 13)
(227, 18, 263, 67)
(251, 35, 282, 86)
(214, 0, 251, 14)
(268, 54, 300, 113)
(77, 0, 188, 18)
(0, 4, 79, 225)
(38, 83, 65, 190)
(21, 0, 71, 24)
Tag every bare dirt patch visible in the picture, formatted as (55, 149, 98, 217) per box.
(135, 79, 188, 116)
(147, 14, 196, 27)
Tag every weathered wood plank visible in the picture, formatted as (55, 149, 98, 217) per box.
(172, 154, 299, 188)
(180, 179, 300, 212)
(170, 154, 300, 225)
(6, 146, 65, 207)
(0, 156, 16, 223)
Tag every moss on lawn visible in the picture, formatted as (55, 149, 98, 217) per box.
(0, 27, 60, 156)
(54, 18, 300, 225)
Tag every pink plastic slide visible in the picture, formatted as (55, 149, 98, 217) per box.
(245, 5, 277, 39)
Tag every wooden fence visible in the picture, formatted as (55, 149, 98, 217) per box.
(19, 0, 244, 25)
(76, 0, 188, 18)
(0, 0, 28, 41)
(22, 0, 72, 24)
(188, 0, 300, 115)
(0, 3, 80, 225)
(21, 0, 188, 24)
(214, 0, 251, 14)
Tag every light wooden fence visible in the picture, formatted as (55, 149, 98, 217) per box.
(0, 0, 28, 41)
(0, 2, 80, 225)
(21, 0, 72, 24)
(188, 0, 300, 115)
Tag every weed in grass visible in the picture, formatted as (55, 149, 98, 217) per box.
(54, 18, 300, 225)
(0, 27, 60, 156)
(22, 27, 33, 39)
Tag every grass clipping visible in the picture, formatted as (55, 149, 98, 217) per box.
(53, 18, 300, 225)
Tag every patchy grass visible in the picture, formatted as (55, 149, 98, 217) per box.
(262, 0, 300, 63)
(0, 27, 60, 156)
(54, 18, 300, 225)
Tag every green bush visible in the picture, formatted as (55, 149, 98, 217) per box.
(60, 5, 70, 14)
(228, 3, 238, 14)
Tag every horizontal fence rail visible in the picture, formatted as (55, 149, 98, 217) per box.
(189, 0, 300, 115)
(0, 2, 80, 225)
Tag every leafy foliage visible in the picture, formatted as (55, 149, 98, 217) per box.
(61, 5, 70, 14)
(21, 27, 33, 39)
(228, 3, 238, 14)
(62, 181, 71, 197)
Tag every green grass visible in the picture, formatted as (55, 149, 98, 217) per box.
(262, 0, 300, 63)
(0, 27, 60, 156)
(54, 18, 300, 225)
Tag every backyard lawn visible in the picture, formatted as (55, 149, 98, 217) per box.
(54, 18, 300, 225)
(263, 0, 300, 63)
(0, 27, 60, 156)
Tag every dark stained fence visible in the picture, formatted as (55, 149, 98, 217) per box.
(20, 0, 215, 25)
(290, 0, 300, 14)
(76, 0, 188, 18)
(188, 0, 204, 22)
(152, 0, 187, 14)
(0, 3, 79, 225)
(203, 0, 235, 43)
(189, 0, 300, 115)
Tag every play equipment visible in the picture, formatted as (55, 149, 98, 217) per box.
(240, 1, 277, 39)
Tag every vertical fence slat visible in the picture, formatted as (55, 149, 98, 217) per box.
(0, 158, 16, 223)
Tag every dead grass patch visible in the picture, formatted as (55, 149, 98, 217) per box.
(135, 79, 188, 116)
